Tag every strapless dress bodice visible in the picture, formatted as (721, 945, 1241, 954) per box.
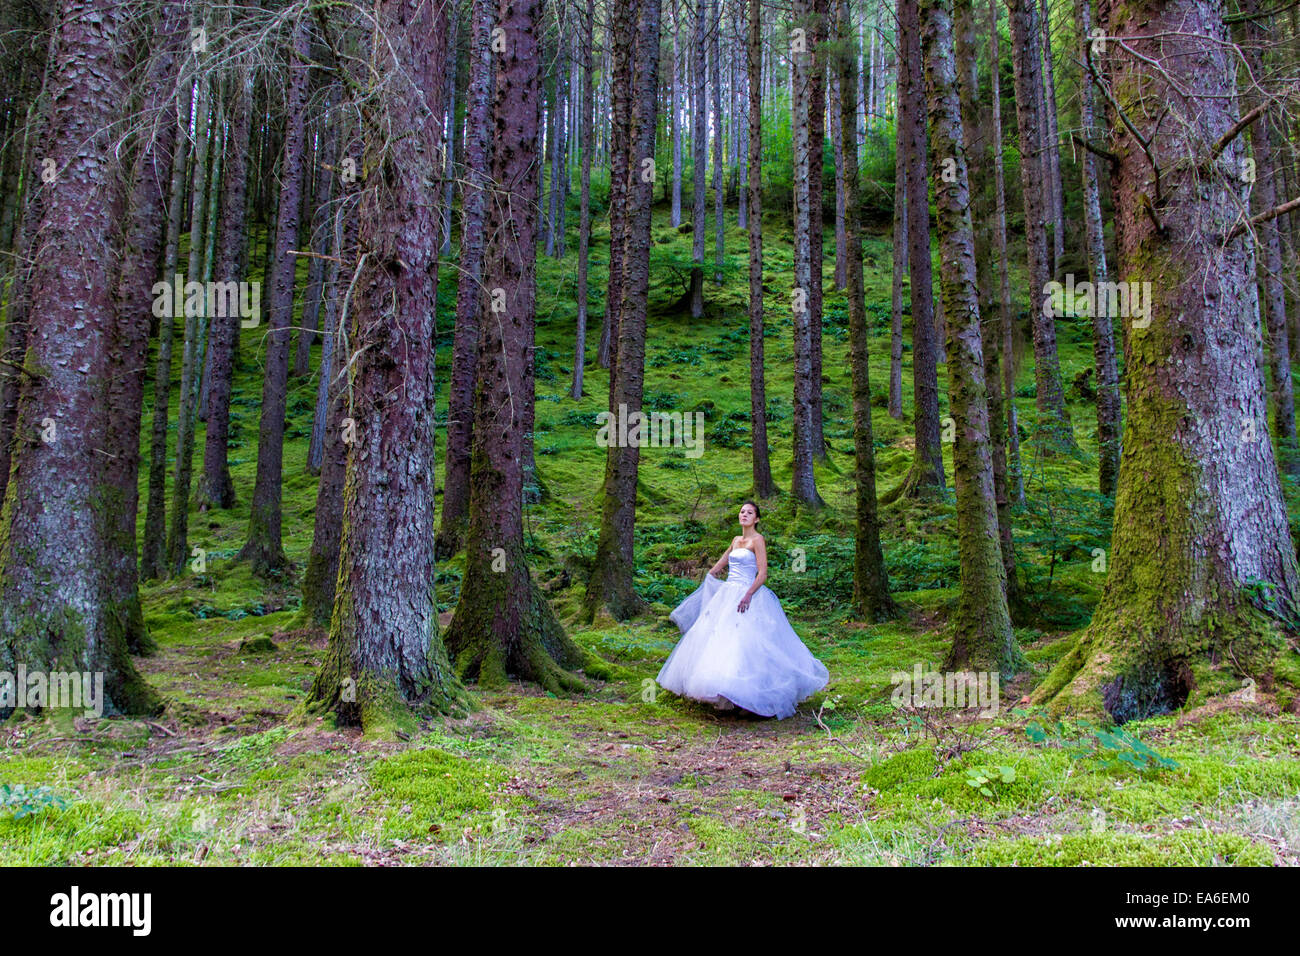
(726, 548, 757, 587)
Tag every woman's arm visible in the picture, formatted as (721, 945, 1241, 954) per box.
(738, 537, 768, 613)
(708, 537, 738, 579)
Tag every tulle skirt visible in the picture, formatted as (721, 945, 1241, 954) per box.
(657, 575, 829, 719)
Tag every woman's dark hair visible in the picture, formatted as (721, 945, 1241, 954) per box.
(742, 500, 761, 526)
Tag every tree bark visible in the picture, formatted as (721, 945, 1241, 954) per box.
(1038, 0, 1300, 719)
(688, 0, 707, 318)
(0, 0, 160, 716)
(990, 0, 1024, 504)
(445, 0, 587, 689)
(887, 34, 907, 423)
(106, 0, 187, 654)
(896, 0, 946, 499)
(790, 0, 825, 508)
(572, 0, 595, 400)
(437, 0, 495, 555)
(836, 0, 897, 622)
(306, 0, 466, 730)
(585, 0, 661, 622)
(747, 0, 776, 499)
(921, 0, 1017, 672)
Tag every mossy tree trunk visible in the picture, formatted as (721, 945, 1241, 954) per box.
(955, 0, 1020, 612)
(585, 0, 660, 624)
(835, 0, 898, 623)
(805, 0, 828, 462)
(445, 0, 587, 691)
(0, 0, 159, 717)
(746, 0, 776, 500)
(987, 0, 1024, 506)
(920, 0, 1018, 673)
(300, 122, 358, 629)
(1036, 0, 1300, 720)
(305, 0, 466, 731)
(437, 0, 494, 556)
(105, 1, 187, 655)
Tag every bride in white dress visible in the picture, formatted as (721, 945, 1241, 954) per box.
(657, 502, 829, 718)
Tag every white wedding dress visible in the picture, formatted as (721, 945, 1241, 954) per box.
(657, 548, 829, 719)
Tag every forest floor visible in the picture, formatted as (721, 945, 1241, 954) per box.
(3, 199, 1299, 865)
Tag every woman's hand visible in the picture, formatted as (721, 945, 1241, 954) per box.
(738, 592, 752, 613)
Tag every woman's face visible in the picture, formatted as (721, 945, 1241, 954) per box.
(739, 504, 757, 529)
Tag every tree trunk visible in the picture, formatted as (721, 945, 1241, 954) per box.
(836, 0, 897, 622)
(807, 0, 828, 460)
(956, 0, 1019, 610)
(293, 115, 339, 379)
(896, 0, 945, 499)
(585, 0, 661, 622)
(887, 35, 907, 423)
(197, 69, 254, 511)
(437, 0, 495, 555)
(445, 0, 587, 690)
(165, 70, 213, 576)
(1038, 0, 1064, 278)
(105, 1, 187, 655)
(0, 28, 55, 507)
(572, 0, 595, 400)
(921, 0, 1017, 672)
(0, 0, 160, 717)
(306, 0, 466, 731)
(688, 0, 706, 317)
(671, 0, 683, 227)
(830, 56, 847, 291)
(301, 126, 359, 623)
(141, 74, 193, 581)
(747, 0, 776, 500)
(790, 0, 825, 508)
(1037, 0, 1300, 720)
(1237, 0, 1298, 476)
(711, 0, 723, 283)
(989, 0, 1024, 504)
(1077, 0, 1122, 497)
(1006, 0, 1074, 450)
(238, 18, 311, 575)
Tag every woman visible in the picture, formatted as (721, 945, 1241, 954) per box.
(657, 502, 829, 718)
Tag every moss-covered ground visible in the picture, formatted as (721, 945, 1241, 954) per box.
(3, 192, 1298, 866)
